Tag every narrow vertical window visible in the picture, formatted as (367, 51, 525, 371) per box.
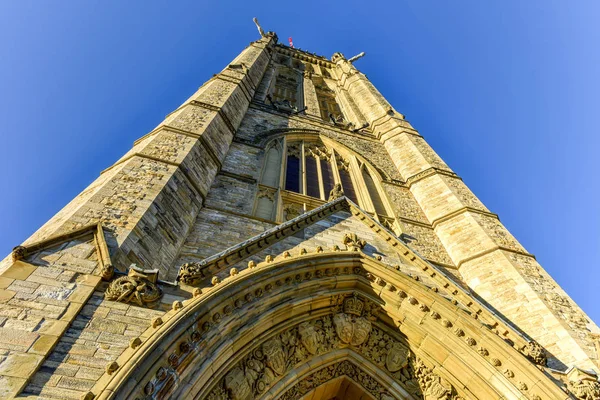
(285, 155, 300, 193)
(262, 146, 281, 187)
(339, 168, 357, 203)
(305, 156, 320, 198)
(363, 169, 387, 216)
(320, 158, 334, 196)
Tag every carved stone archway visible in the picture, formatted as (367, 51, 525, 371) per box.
(95, 251, 569, 400)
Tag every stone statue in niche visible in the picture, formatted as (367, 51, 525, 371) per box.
(105, 264, 162, 307)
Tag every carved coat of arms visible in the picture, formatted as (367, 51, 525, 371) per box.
(298, 322, 320, 355)
(386, 342, 409, 372)
(263, 338, 286, 375)
(332, 293, 372, 346)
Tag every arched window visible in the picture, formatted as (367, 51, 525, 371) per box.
(336, 156, 358, 204)
(362, 168, 387, 216)
(255, 137, 395, 226)
(285, 144, 301, 193)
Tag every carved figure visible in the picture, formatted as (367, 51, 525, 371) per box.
(177, 262, 203, 284)
(328, 183, 344, 201)
(105, 266, 162, 307)
(101, 263, 114, 281)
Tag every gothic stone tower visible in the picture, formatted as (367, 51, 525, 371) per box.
(0, 21, 598, 400)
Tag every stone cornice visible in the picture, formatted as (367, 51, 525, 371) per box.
(405, 167, 458, 188)
(218, 170, 257, 185)
(457, 246, 536, 269)
(248, 101, 380, 142)
(274, 44, 334, 67)
(431, 206, 500, 229)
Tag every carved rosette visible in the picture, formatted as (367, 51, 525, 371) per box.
(105, 265, 162, 307)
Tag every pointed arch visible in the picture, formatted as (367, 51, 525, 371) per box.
(96, 251, 567, 400)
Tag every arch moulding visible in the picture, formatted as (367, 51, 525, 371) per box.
(90, 250, 568, 400)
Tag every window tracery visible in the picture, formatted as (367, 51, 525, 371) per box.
(255, 137, 394, 226)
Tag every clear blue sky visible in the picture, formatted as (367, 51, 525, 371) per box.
(0, 2, 598, 324)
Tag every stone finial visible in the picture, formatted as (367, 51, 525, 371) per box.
(342, 233, 366, 251)
(265, 255, 273, 263)
(315, 246, 324, 253)
(193, 288, 202, 297)
(211, 276, 221, 286)
(229, 268, 238, 276)
(283, 251, 291, 259)
(172, 301, 183, 311)
(253, 17, 266, 37)
(248, 260, 256, 269)
(11, 245, 27, 262)
(299, 248, 307, 255)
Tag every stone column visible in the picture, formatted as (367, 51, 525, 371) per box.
(333, 52, 600, 372)
(1, 34, 277, 278)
